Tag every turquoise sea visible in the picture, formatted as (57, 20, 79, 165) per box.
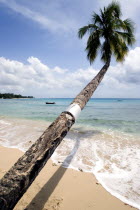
(0, 98, 140, 209)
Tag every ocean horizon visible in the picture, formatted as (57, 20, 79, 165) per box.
(0, 98, 140, 209)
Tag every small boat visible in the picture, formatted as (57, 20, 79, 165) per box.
(46, 102, 55, 104)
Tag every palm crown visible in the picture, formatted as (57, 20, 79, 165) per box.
(78, 2, 135, 64)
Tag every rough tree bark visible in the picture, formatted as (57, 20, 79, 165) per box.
(71, 59, 110, 109)
(0, 59, 110, 210)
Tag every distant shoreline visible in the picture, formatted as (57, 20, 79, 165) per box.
(0, 93, 34, 99)
(1, 98, 34, 99)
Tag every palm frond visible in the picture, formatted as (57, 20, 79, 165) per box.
(78, 26, 90, 39)
(78, 24, 99, 39)
(86, 31, 101, 64)
(115, 42, 129, 62)
(78, 1, 135, 64)
(123, 18, 135, 33)
(92, 12, 103, 27)
(115, 31, 135, 46)
(110, 33, 129, 61)
(101, 40, 111, 62)
(106, 1, 121, 18)
(100, 8, 105, 22)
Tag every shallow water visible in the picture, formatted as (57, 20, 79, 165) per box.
(0, 98, 140, 209)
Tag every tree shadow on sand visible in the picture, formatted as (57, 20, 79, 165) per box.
(25, 138, 80, 210)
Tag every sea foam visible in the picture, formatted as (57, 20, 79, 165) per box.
(0, 117, 140, 209)
(51, 125, 140, 209)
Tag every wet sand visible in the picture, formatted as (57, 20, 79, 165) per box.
(0, 146, 135, 210)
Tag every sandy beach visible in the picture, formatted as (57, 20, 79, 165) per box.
(0, 145, 135, 210)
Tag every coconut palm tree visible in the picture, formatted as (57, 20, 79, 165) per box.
(72, 1, 135, 109)
(0, 2, 135, 210)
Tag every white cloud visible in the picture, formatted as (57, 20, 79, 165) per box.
(0, 47, 140, 98)
(53, 66, 68, 74)
(0, 0, 78, 32)
(0, 0, 139, 37)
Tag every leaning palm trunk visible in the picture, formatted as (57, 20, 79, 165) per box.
(0, 60, 110, 210)
(72, 59, 110, 110)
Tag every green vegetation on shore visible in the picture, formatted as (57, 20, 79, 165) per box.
(0, 93, 34, 99)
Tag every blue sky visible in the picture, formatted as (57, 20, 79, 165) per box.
(0, 0, 140, 98)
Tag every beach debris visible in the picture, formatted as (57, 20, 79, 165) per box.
(78, 168, 83, 172)
(52, 163, 57, 166)
(45, 197, 63, 210)
(124, 203, 133, 208)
